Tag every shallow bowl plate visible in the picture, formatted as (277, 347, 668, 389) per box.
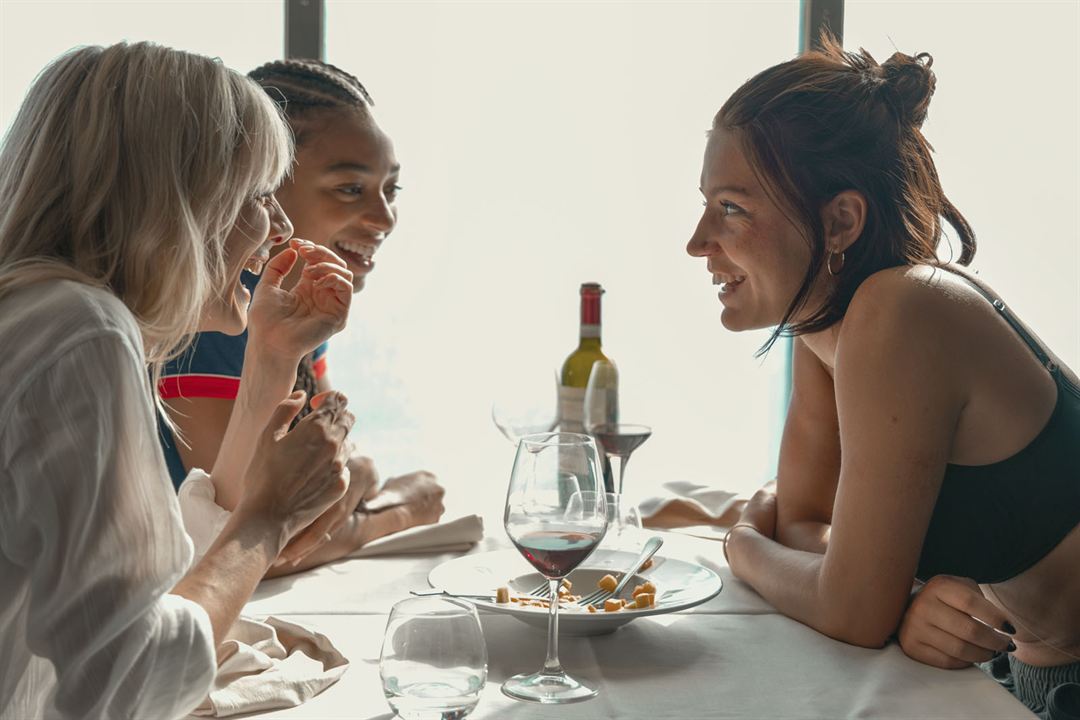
(427, 549, 722, 635)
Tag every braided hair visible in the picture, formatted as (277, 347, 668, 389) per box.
(248, 59, 373, 424)
(248, 58, 374, 145)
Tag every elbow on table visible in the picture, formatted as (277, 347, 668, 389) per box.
(817, 606, 896, 650)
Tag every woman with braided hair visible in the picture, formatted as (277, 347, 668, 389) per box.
(160, 58, 445, 576)
(688, 36, 1079, 717)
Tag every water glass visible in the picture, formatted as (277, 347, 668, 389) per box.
(380, 596, 488, 720)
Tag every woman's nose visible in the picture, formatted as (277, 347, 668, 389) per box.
(686, 213, 713, 257)
(270, 196, 294, 244)
(360, 194, 396, 235)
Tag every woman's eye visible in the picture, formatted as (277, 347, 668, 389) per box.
(336, 185, 363, 197)
(386, 184, 402, 201)
(721, 202, 743, 216)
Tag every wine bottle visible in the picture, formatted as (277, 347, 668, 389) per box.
(559, 283, 613, 433)
(559, 283, 618, 491)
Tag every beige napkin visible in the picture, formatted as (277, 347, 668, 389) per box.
(191, 616, 348, 717)
(348, 514, 484, 558)
(178, 471, 483, 560)
(638, 481, 747, 536)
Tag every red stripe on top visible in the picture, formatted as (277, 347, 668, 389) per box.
(312, 355, 328, 379)
(159, 375, 241, 400)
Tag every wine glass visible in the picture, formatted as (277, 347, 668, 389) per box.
(491, 369, 560, 443)
(503, 432, 607, 704)
(380, 596, 488, 720)
(584, 361, 651, 547)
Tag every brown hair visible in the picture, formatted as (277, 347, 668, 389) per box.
(248, 59, 373, 146)
(715, 33, 975, 351)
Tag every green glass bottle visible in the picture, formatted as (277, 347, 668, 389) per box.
(559, 283, 612, 433)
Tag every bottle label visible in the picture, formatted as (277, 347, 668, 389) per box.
(580, 324, 600, 339)
(558, 385, 586, 432)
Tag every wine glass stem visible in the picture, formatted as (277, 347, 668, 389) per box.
(542, 578, 564, 675)
(609, 454, 630, 496)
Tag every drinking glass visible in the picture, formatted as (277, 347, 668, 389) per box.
(503, 433, 607, 703)
(584, 361, 651, 547)
(380, 596, 488, 720)
(491, 369, 560, 443)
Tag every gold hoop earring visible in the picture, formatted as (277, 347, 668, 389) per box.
(827, 251, 845, 277)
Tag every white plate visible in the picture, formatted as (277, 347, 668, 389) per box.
(427, 549, 722, 635)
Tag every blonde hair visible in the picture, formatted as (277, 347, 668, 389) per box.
(0, 42, 293, 379)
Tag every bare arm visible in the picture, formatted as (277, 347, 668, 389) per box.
(174, 392, 353, 641)
(210, 239, 354, 511)
(774, 337, 842, 554)
(727, 276, 963, 647)
(173, 504, 285, 642)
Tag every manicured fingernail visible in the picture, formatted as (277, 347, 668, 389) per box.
(1007, 641, 1017, 652)
(1003, 621, 1016, 635)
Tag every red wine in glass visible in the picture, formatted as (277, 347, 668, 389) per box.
(590, 423, 652, 457)
(512, 530, 602, 578)
(588, 423, 651, 496)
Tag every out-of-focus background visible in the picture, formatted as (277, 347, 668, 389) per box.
(2, 0, 1076, 501)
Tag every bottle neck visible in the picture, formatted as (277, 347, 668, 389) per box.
(580, 290, 602, 348)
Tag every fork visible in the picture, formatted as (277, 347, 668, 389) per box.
(527, 535, 664, 606)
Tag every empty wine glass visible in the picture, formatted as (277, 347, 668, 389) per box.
(491, 369, 560, 443)
(380, 596, 488, 720)
(584, 361, 651, 548)
(503, 432, 607, 704)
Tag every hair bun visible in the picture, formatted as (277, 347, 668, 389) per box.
(879, 51, 935, 127)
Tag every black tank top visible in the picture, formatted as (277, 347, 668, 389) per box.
(916, 275, 1080, 584)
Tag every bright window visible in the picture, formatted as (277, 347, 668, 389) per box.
(324, 2, 798, 499)
(0, 0, 282, 134)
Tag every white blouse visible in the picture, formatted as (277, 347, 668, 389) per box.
(0, 280, 215, 720)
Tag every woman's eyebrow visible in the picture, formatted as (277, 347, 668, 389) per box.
(706, 184, 750, 198)
(324, 162, 401, 174)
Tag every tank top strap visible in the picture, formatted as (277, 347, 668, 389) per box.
(951, 270, 1060, 376)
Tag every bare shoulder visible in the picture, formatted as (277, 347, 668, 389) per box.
(841, 265, 961, 348)
(835, 266, 972, 410)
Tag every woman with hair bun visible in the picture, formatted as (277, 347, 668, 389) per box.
(160, 58, 445, 574)
(689, 36, 1079, 716)
(0, 43, 356, 719)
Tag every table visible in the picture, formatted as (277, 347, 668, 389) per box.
(250, 529, 1034, 719)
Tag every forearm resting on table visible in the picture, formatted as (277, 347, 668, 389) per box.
(172, 507, 286, 644)
(264, 508, 412, 579)
(727, 528, 899, 648)
(211, 349, 299, 511)
(776, 519, 831, 554)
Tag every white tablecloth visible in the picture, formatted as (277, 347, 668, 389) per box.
(249, 529, 1034, 719)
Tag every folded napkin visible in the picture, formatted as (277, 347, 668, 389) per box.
(638, 480, 747, 534)
(178, 471, 483, 560)
(192, 616, 348, 717)
(348, 514, 484, 557)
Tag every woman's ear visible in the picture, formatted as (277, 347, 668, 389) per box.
(821, 190, 867, 253)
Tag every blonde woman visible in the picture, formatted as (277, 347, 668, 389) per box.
(0, 43, 355, 719)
